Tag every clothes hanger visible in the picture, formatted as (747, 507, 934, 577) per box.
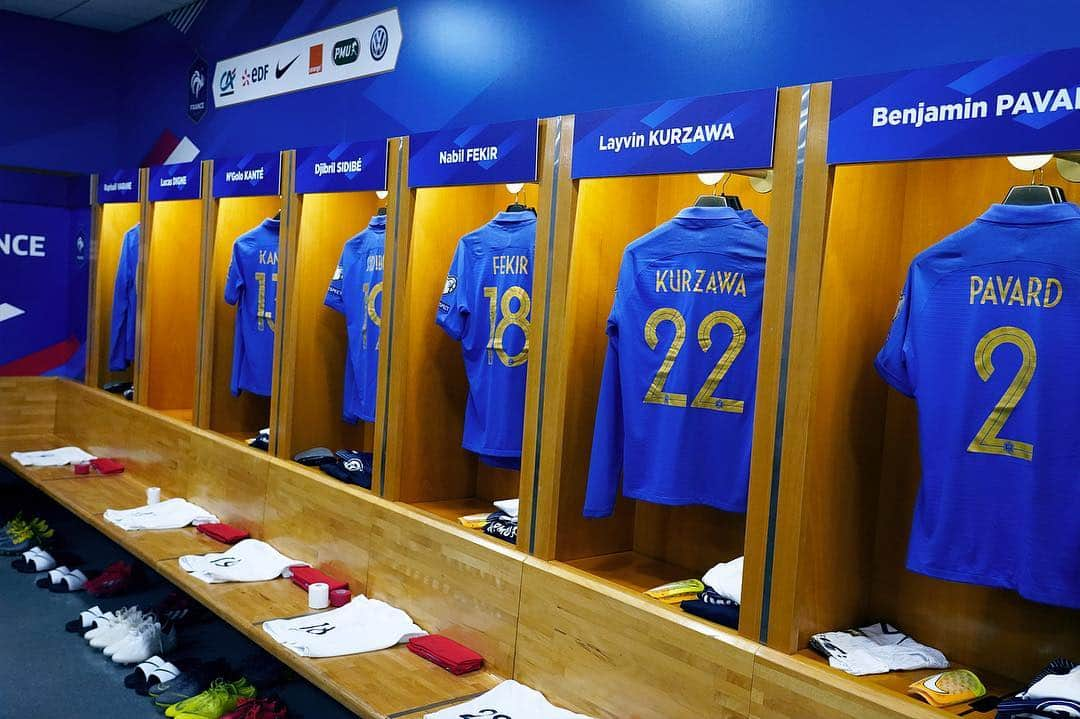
(272, 209, 282, 220)
(505, 187, 536, 215)
(377, 207, 387, 216)
(719, 173, 743, 210)
(1003, 167, 1059, 205)
(695, 176, 730, 207)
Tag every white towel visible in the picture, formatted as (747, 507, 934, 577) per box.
(11, 447, 95, 467)
(425, 680, 595, 719)
(702, 556, 743, 605)
(178, 539, 307, 584)
(262, 595, 425, 658)
(810, 622, 949, 676)
(104, 498, 218, 531)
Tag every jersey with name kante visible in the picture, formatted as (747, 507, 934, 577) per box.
(224, 217, 280, 397)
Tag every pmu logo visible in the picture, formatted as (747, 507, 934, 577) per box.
(241, 64, 270, 86)
(333, 38, 359, 66)
(370, 25, 388, 61)
(219, 68, 236, 96)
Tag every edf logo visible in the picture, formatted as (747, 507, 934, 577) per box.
(370, 25, 388, 61)
(242, 64, 270, 86)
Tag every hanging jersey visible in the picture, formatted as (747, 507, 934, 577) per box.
(876, 202, 1080, 609)
(425, 680, 595, 719)
(324, 214, 386, 423)
(262, 595, 425, 658)
(178, 539, 307, 584)
(108, 224, 140, 371)
(737, 209, 769, 238)
(584, 206, 767, 517)
(224, 217, 280, 396)
(436, 211, 536, 462)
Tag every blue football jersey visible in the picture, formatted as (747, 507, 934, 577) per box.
(108, 223, 140, 371)
(876, 202, 1080, 609)
(436, 211, 536, 464)
(224, 217, 280, 397)
(585, 206, 767, 517)
(324, 214, 386, 423)
(738, 209, 768, 237)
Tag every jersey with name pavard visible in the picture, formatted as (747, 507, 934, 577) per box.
(437, 211, 536, 463)
(324, 214, 386, 423)
(224, 217, 279, 396)
(108, 223, 140, 371)
(876, 202, 1080, 609)
(585, 206, 767, 517)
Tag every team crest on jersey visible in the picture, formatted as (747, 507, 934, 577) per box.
(443, 275, 457, 294)
(332, 265, 343, 280)
(343, 459, 363, 472)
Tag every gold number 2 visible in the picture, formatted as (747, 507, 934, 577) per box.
(483, 286, 531, 367)
(254, 271, 278, 331)
(968, 325, 1036, 461)
(644, 308, 746, 413)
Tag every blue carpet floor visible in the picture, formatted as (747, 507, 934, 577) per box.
(0, 467, 354, 718)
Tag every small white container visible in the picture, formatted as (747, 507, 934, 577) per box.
(308, 582, 330, 609)
(147, 487, 161, 505)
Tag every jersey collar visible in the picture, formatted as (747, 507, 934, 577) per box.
(493, 210, 536, 224)
(675, 206, 742, 222)
(261, 216, 281, 232)
(368, 213, 386, 230)
(980, 202, 1080, 225)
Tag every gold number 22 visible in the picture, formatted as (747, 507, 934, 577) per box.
(967, 325, 1036, 461)
(644, 308, 746, 413)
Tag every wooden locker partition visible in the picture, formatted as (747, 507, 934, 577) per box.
(274, 188, 383, 460)
(196, 191, 282, 442)
(762, 82, 1080, 708)
(377, 123, 555, 548)
(87, 201, 141, 389)
(136, 190, 206, 422)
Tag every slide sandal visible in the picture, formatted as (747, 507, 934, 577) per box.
(13, 547, 57, 573)
(48, 568, 88, 593)
(66, 605, 108, 634)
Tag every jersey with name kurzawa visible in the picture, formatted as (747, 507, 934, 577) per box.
(224, 218, 280, 397)
(437, 211, 536, 464)
(876, 202, 1080, 609)
(325, 214, 385, 423)
(108, 224, 140, 371)
(585, 206, 767, 517)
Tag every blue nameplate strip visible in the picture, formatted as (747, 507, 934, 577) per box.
(408, 120, 539, 188)
(149, 162, 202, 202)
(295, 140, 388, 194)
(0, 169, 89, 207)
(830, 48, 1080, 164)
(572, 89, 777, 179)
(212, 153, 281, 197)
(98, 168, 140, 204)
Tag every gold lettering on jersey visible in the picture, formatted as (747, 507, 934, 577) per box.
(258, 250, 278, 266)
(366, 253, 384, 272)
(655, 268, 747, 296)
(969, 275, 1061, 308)
(491, 255, 529, 275)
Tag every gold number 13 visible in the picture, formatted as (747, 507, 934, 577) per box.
(254, 271, 278, 331)
(968, 325, 1036, 461)
(643, 308, 746, 413)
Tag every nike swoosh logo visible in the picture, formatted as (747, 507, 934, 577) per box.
(275, 55, 299, 79)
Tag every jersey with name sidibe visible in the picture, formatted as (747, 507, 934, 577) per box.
(585, 206, 767, 517)
(224, 217, 280, 397)
(437, 211, 536, 465)
(324, 214, 386, 423)
(108, 224, 140, 371)
(876, 202, 1080, 609)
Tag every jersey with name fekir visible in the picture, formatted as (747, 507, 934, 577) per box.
(109, 224, 140, 371)
(437, 211, 536, 466)
(224, 217, 280, 396)
(324, 214, 385, 423)
(425, 680, 595, 719)
(876, 202, 1080, 609)
(585, 206, 767, 517)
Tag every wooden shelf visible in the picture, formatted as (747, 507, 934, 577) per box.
(160, 408, 193, 422)
(412, 496, 519, 548)
(795, 649, 1019, 718)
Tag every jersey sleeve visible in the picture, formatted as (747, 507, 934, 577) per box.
(874, 268, 917, 397)
(323, 244, 350, 314)
(435, 239, 470, 340)
(224, 241, 245, 306)
(107, 231, 135, 371)
(583, 265, 628, 518)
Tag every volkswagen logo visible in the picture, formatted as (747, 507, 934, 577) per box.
(370, 25, 388, 61)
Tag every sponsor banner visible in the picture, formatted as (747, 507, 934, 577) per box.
(830, 48, 1080, 163)
(212, 9, 401, 108)
(408, 120, 539, 188)
(295, 140, 388, 194)
(188, 56, 210, 123)
(149, 161, 202, 202)
(212, 153, 281, 198)
(572, 89, 778, 179)
(98, 168, 140, 203)
(0, 202, 91, 378)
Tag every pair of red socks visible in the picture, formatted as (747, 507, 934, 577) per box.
(407, 635, 485, 675)
(196, 523, 250, 544)
(74, 458, 125, 475)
